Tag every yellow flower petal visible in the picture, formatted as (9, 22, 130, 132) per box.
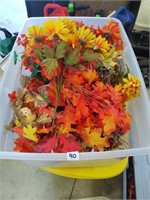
(27, 25, 44, 45)
(76, 27, 95, 48)
(123, 73, 141, 101)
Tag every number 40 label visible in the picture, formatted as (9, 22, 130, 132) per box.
(67, 151, 79, 161)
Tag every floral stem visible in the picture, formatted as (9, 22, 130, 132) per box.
(51, 64, 68, 132)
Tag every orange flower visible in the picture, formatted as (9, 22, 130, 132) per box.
(101, 19, 124, 51)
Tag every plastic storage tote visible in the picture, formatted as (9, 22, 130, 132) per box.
(0, 17, 150, 172)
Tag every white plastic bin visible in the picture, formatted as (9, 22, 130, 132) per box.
(0, 17, 150, 168)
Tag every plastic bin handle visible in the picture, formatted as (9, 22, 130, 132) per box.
(44, 3, 66, 16)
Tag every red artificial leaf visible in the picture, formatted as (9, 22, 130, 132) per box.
(34, 135, 57, 153)
(26, 78, 45, 93)
(57, 134, 81, 153)
(13, 138, 34, 152)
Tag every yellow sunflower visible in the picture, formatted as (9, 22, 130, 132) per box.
(27, 25, 44, 45)
(93, 35, 110, 57)
(61, 18, 76, 33)
(76, 26, 96, 48)
(43, 18, 69, 41)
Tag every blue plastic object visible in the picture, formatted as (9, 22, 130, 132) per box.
(112, 6, 135, 32)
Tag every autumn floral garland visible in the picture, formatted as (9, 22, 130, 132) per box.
(7, 18, 141, 153)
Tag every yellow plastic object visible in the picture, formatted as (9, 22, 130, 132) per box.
(40, 157, 128, 179)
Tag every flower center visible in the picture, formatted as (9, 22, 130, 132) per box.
(34, 37, 41, 43)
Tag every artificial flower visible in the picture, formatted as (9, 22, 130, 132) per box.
(76, 26, 96, 48)
(93, 35, 110, 58)
(66, 33, 79, 48)
(123, 73, 141, 101)
(27, 25, 44, 45)
(43, 18, 69, 41)
(100, 19, 124, 51)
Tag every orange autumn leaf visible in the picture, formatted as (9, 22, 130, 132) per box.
(13, 138, 34, 152)
(66, 71, 84, 85)
(118, 111, 132, 135)
(82, 127, 110, 151)
(82, 69, 99, 84)
(72, 93, 89, 120)
(57, 105, 76, 133)
(92, 81, 110, 100)
(13, 126, 24, 137)
(102, 115, 117, 135)
(107, 84, 123, 105)
(37, 125, 50, 134)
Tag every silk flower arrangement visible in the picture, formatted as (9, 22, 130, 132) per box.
(7, 18, 140, 153)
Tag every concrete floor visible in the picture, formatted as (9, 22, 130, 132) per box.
(0, 160, 123, 200)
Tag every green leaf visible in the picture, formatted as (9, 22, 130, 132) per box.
(43, 58, 58, 75)
(42, 45, 53, 58)
(34, 49, 43, 60)
(66, 48, 80, 65)
(14, 51, 18, 65)
(56, 41, 66, 59)
(83, 50, 99, 62)
(30, 64, 41, 78)
(21, 54, 25, 59)
(75, 64, 85, 71)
